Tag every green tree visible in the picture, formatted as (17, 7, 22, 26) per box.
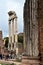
(4, 37, 9, 48)
(18, 35, 23, 43)
(18, 34, 23, 47)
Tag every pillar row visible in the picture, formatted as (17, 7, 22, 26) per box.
(8, 11, 18, 52)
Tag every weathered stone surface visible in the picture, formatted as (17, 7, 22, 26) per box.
(24, 0, 30, 55)
(24, 0, 39, 56)
(22, 56, 40, 65)
(23, 0, 43, 65)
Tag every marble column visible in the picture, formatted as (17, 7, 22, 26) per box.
(29, 0, 33, 56)
(12, 19, 14, 50)
(31, 0, 39, 56)
(8, 20, 11, 50)
(15, 17, 18, 55)
(24, 0, 39, 57)
(8, 11, 18, 52)
(24, 0, 30, 56)
(12, 19, 14, 43)
(15, 18, 18, 43)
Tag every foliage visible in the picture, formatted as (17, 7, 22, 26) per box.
(4, 33, 24, 48)
(18, 35, 23, 43)
(18, 34, 24, 47)
(4, 37, 9, 48)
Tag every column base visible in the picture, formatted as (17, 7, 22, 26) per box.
(8, 43, 15, 52)
(8, 43, 11, 51)
(22, 56, 40, 65)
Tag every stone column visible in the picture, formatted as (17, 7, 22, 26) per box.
(8, 20, 11, 50)
(8, 11, 18, 52)
(29, 0, 33, 56)
(12, 19, 14, 50)
(15, 17, 18, 56)
(32, 0, 39, 56)
(24, 0, 39, 57)
(24, 0, 31, 56)
(12, 19, 14, 43)
(15, 17, 18, 44)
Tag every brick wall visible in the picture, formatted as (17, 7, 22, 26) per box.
(38, 0, 43, 64)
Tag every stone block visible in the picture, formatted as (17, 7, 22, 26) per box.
(22, 56, 40, 65)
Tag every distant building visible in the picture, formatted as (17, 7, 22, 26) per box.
(0, 29, 5, 55)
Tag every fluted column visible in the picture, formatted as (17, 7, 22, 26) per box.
(15, 17, 18, 55)
(32, 0, 39, 56)
(15, 18, 18, 44)
(12, 19, 14, 43)
(30, 0, 33, 56)
(15, 17, 18, 33)
(24, 0, 31, 56)
(8, 11, 18, 52)
(11, 19, 14, 50)
(8, 20, 11, 50)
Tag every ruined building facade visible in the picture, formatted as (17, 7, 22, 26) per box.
(23, 0, 43, 65)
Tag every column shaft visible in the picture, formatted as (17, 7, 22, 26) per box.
(32, 0, 39, 56)
(15, 18, 18, 55)
(8, 20, 11, 50)
(15, 18, 18, 43)
(30, 0, 33, 56)
(12, 19, 14, 43)
(9, 21, 11, 43)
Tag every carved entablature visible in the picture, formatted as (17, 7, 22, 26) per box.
(8, 11, 17, 21)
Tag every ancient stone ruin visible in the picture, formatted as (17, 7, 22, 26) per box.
(23, 0, 43, 65)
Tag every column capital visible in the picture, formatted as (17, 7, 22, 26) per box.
(8, 19, 11, 21)
(12, 19, 14, 22)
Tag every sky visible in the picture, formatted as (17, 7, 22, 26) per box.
(0, 0, 25, 38)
